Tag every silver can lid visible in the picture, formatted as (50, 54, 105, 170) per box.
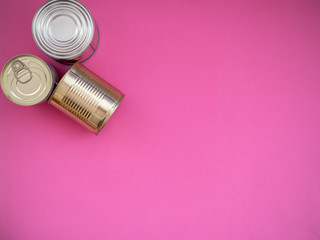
(0, 54, 54, 106)
(32, 0, 95, 61)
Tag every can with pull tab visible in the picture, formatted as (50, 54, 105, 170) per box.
(0, 54, 57, 106)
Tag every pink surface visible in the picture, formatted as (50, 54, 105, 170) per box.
(1, 0, 320, 239)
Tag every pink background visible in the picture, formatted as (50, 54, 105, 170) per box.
(1, 0, 320, 239)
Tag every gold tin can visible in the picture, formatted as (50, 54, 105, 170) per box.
(0, 54, 56, 106)
(49, 62, 124, 135)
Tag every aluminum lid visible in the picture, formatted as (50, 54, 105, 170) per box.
(0, 55, 54, 106)
(32, 0, 95, 61)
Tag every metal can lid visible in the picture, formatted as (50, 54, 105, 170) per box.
(0, 54, 54, 106)
(32, 0, 95, 61)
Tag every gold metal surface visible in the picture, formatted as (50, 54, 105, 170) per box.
(0, 54, 56, 106)
(49, 62, 124, 135)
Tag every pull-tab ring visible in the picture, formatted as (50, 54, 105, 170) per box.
(11, 60, 33, 84)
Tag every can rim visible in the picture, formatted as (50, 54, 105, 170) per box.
(96, 93, 124, 135)
(0, 54, 54, 106)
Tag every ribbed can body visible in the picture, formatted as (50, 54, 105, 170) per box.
(48, 62, 124, 134)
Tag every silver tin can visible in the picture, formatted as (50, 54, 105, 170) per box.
(0, 54, 57, 106)
(49, 62, 124, 135)
(32, 0, 99, 64)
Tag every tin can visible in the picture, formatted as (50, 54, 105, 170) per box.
(49, 62, 124, 135)
(0, 54, 57, 106)
(32, 0, 99, 64)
